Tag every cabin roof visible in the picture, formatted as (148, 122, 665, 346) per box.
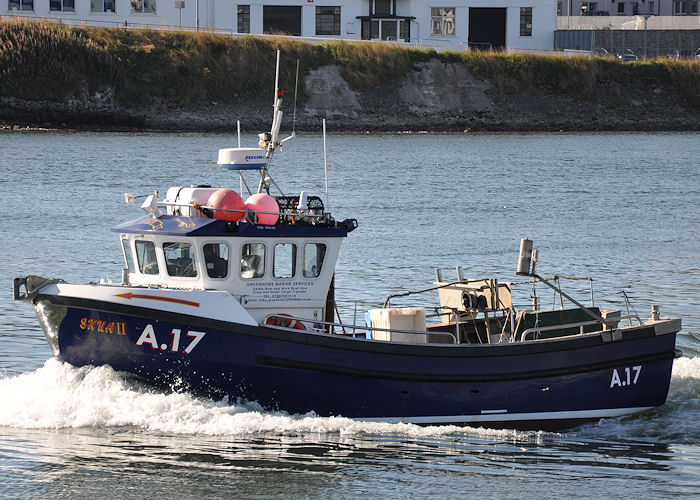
(111, 215, 349, 238)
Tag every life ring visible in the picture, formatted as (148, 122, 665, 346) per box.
(265, 314, 306, 330)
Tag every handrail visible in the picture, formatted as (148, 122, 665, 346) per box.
(263, 314, 457, 344)
(520, 319, 602, 342)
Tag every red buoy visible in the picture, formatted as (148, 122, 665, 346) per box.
(245, 193, 279, 225)
(208, 188, 245, 221)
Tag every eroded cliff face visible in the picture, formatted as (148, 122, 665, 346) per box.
(2, 58, 699, 132)
(297, 59, 699, 132)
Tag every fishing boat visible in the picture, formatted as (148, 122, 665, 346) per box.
(13, 52, 682, 431)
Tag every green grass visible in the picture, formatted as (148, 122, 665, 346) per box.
(1, 18, 698, 108)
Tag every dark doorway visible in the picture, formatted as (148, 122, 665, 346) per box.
(468, 8, 506, 50)
(263, 6, 301, 36)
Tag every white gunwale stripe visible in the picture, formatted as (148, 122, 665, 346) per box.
(354, 407, 655, 425)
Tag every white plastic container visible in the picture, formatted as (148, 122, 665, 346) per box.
(164, 187, 220, 217)
(368, 307, 426, 343)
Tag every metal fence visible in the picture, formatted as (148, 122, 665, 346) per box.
(556, 27, 700, 58)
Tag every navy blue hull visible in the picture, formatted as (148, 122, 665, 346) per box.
(35, 295, 678, 430)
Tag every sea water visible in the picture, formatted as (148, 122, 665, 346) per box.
(0, 131, 698, 498)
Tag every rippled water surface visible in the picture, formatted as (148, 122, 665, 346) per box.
(0, 130, 698, 498)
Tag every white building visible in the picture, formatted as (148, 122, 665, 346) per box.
(4, 0, 557, 51)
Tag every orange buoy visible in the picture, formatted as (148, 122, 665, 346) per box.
(208, 188, 245, 221)
(245, 193, 279, 225)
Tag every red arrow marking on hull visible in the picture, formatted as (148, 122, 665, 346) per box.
(114, 292, 200, 308)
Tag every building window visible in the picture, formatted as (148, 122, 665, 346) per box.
(50, 0, 74, 11)
(617, 2, 625, 13)
(581, 2, 597, 14)
(9, 0, 33, 10)
(381, 20, 397, 40)
(361, 19, 379, 40)
(648, 1, 655, 13)
(520, 7, 532, 36)
(374, 0, 391, 15)
(91, 0, 115, 12)
(430, 7, 455, 36)
(673, 0, 698, 13)
(371, 19, 379, 38)
(131, 0, 155, 14)
(316, 6, 340, 36)
(399, 19, 410, 41)
(237, 5, 250, 33)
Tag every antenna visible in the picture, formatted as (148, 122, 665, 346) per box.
(291, 59, 299, 135)
(273, 50, 280, 122)
(323, 118, 329, 213)
(257, 49, 283, 193)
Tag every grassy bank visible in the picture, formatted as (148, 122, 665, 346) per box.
(1, 18, 699, 109)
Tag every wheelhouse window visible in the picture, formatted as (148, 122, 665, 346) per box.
(431, 8, 455, 36)
(9, 0, 33, 10)
(163, 242, 197, 278)
(303, 243, 326, 278)
(241, 243, 265, 279)
(273, 243, 296, 279)
(316, 6, 340, 36)
(121, 239, 135, 272)
(50, 0, 74, 11)
(237, 5, 250, 33)
(91, 0, 114, 12)
(520, 8, 532, 37)
(131, 0, 155, 13)
(135, 240, 159, 275)
(204, 243, 229, 279)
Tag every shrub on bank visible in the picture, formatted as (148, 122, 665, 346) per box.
(1, 18, 698, 108)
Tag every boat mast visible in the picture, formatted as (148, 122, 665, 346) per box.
(258, 50, 284, 194)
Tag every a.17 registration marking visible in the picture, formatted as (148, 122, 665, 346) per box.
(610, 365, 641, 388)
(135, 324, 206, 354)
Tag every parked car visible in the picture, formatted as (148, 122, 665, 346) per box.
(584, 10, 610, 15)
(696, 48, 700, 60)
(616, 49, 638, 62)
(592, 47, 612, 57)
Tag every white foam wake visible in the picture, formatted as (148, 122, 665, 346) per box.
(0, 358, 533, 439)
(671, 355, 700, 379)
(2, 356, 696, 439)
